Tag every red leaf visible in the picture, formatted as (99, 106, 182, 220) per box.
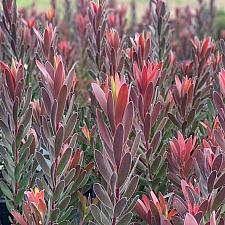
(70, 148, 83, 169)
(54, 61, 65, 99)
(11, 211, 28, 225)
(4, 68, 15, 99)
(43, 29, 50, 57)
(184, 213, 198, 225)
(115, 84, 128, 125)
(135, 200, 148, 221)
(141, 65, 148, 95)
(133, 62, 141, 89)
(144, 82, 153, 115)
(142, 194, 150, 210)
(36, 60, 54, 91)
(144, 113, 151, 144)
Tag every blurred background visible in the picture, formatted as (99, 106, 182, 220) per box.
(17, 0, 225, 11)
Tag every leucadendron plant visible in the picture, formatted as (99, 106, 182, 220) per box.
(11, 188, 47, 225)
(91, 74, 140, 224)
(125, 30, 172, 194)
(135, 190, 177, 224)
(169, 37, 221, 137)
(87, 1, 107, 80)
(31, 55, 93, 224)
(0, 60, 37, 222)
(131, 59, 169, 194)
(1, 0, 225, 224)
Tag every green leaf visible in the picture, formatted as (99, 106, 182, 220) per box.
(123, 175, 139, 199)
(123, 195, 139, 215)
(16, 188, 25, 205)
(36, 152, 51, 177)
(6, 199, 14, 212)
(16, 124, 24, 148)
(15, 165, 20, 182)
(58, 196, 71, 209)
(54, 180, 65, 202)
(59, 221, 68, 225)
(19, 135, 33, 153)
(19, 173, 30, 189)
(59, 206, 74, 222)
(65, 168, 76, 186)
(19, 147, 30, 164)
(57, 148, 72, 176)
(117, 212, 133, 225)
(20, 155, 34, 175)
(50, 208, 60, 222)
(64, 113, 77, 141)
(0, 181, 13, 200)
(55, 126, 64, 157)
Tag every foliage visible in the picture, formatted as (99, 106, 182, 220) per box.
(0, 0, 225, 225)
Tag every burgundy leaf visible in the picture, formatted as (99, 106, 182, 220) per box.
(41, 87, 52, 115)
(131, 131, 141, 156)
(207, 170, 217, 193)
(56, 85, 68, 125)
(94, 183, 113, 209)
(114, 197, 127, 218)
(96, 109, 112, 150)
(92, 83, 107, 114)
(113, 124, 124, 168)
(124, 175, 139, 199)
(123, 101, 134, 142)
(115, 84, 128, 125)
(144, 113, 151, 144)
(64, 113, 78, 141)
(54, 61, 64, 99)
(107, 91, 115, 134)
(144, 82, 153, 115)
(151, 101, 161, 127)
(118, 152, 132, 187)
(95, 150, 112, 183)
(212, 154, 223, 172)
(135, 199, 147, 221)
(215, 172, 225, 189)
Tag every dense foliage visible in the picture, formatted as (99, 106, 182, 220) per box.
(0, 0, 225, 224)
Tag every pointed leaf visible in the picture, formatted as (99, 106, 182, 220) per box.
(115, 84, 128, 125)
(113, 124, 124, 168)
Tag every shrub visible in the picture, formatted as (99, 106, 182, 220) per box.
(0, 0, 225, 224)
